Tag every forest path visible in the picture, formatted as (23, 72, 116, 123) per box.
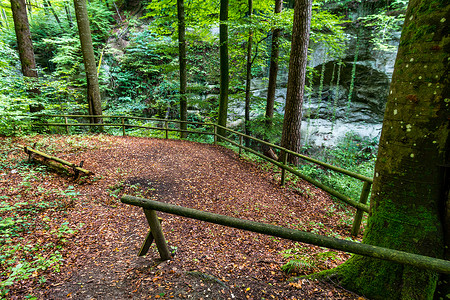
(17, 135, 362, 299)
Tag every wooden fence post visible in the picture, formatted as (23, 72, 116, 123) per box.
(121, 117, 126, 136)
(351, 181, 372, 236)
(143, 209, 171, 260)
(64, 117, 69, 134)
(213, 125, 217, 145)
(280, 152, 288, 186)
(239, 135, 243, 157)
(165, 121, 168, 139)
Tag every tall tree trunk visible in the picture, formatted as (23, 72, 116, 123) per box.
(217, 0, 229, 137)
(177, 0, 187, 138)
(11, 0, 41, 112)
(265, 0, 282, 127)
(244, 0, 253, 147)
(73, 0, 102, 124)
(315, 1, 449, 299)
(280, 0, 312, 164)
(10, 0, 37, 78)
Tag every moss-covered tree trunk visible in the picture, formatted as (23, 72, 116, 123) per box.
(280, 0, 312, 164)
(177, 0, 187, 138)
(11, 0, 42, 112)
(217, 0, 229, 137)
(10, 0, 37, 78)
(318, 1, 449, 299)
(73, 0, 103, 125)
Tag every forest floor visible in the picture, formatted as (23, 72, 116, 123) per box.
(1, 134, 367, 299)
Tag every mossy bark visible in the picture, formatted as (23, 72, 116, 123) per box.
(10, 0, 37, 78)
(313, 1, 450, 299)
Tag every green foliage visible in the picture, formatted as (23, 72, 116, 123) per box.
(247, 113, 284, 144)
(103, 24, 221, 118)
(0, 34, 18, 75)
(280, 243, 342, 274)
(0, 34, 34, 135)
(28, 10, 65, 72)
(0, 95, 33, 136)
(30, 1, 113, 84)
(103, 29, 176, 116)
(87, 1, 114, 44)
(310, 4, 347, 58)
(298, 132, 377, 202)
(145, 0, 219, 36)
(46, 35, 82, 77)
(360, 12, 404, 52)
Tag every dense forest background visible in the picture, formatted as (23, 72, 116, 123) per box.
(0, 0, 406, 142)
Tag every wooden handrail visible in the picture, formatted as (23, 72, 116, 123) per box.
(215, 124, 373, 183)
(121, 195, 450, 274)
(217, 134, 370, 212)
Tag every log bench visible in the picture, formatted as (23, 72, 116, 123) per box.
(22, 144, 94, 179)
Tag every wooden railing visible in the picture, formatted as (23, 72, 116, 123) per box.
(34, 114, 214, 138)
(121, 195, 450, 274)
(34, 114, 372, 236)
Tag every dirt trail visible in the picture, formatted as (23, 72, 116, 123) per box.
(10, 136, 363, 299)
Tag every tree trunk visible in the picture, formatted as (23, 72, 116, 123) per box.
(10, 0, 37, 78)
(244, 0, 253, 147)
(11, 0, 41, 112)
(217, 0, 229, 137)
(73, 0, 103, 124)
(177, 0, 187, 138)
(265, 0, 282, 127)
(315, 1, 449, 298)
(280, 0, 312, 164)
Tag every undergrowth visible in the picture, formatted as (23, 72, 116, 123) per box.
(0, 139, 83, 298)
(280, 243, 345, 275)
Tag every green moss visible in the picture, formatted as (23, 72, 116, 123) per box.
(400, 266, 438, 300)
(308, 255, 404, 299)
(309, 254, 439, 300)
